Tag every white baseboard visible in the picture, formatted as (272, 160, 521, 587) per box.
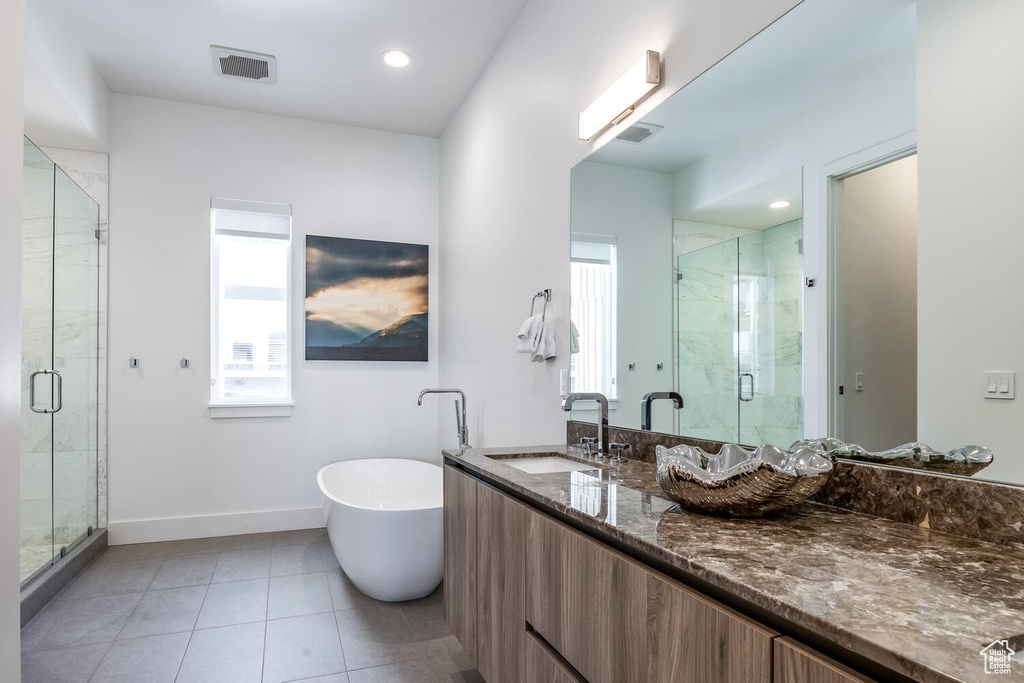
(107, 506, 325, 545)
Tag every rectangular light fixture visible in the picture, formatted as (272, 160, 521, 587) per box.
(578, 50, 661, 141)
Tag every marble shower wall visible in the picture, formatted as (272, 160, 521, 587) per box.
(674, 219, 802, 446)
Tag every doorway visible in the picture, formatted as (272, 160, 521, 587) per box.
(831, 153, 918, 450)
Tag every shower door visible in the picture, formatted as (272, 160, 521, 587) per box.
(675, 220, 803, 446)
(20, 138, 99, 586)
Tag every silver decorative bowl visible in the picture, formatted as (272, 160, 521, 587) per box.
(791, 438, 994, 477)
(655, 443, 835, 518)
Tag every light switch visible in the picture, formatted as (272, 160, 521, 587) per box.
(984, 371, 1015, 400)
(855, 373, 864, 391)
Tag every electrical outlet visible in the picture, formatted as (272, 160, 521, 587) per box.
(559, 369, 569, 398)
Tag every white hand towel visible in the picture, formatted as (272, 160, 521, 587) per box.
(569, 319, 580, 354)
(516, 315, 543, 353)
(531, 318, 556, 362)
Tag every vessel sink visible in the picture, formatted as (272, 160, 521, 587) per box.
(496, 456, 599, 474)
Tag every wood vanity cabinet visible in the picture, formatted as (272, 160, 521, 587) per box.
(774, 638, 876, 683)
(444, 463, 875, 683)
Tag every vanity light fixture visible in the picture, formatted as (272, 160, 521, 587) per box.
(382, 50, 412, 68)
(769, 200, 791, 209)
(579, 50, 661, 141)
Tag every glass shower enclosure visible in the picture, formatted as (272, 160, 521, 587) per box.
(20, 137, 100, 586)
(675, 219, 804, 447)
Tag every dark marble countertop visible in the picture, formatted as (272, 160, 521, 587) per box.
(443, 445, 1024, 683)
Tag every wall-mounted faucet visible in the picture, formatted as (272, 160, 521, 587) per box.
(641, 391, 683, 431)
(562, 392, 609, 455)
(418, 388, 470, 452)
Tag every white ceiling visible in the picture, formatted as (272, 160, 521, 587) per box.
(679, 169, 803, 230)
(588, 0, 915, 174)
(34, 0, 531, 138)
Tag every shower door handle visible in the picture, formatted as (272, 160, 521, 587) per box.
(29, 369, 63, 414)
(738, 372, 754, 402)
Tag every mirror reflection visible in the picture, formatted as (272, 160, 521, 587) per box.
(569, 0, 1017, 484)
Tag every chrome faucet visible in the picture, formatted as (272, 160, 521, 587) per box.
(418, 388, 470, 451)
(562, 392, 609, 455)
(640, 391, 684, 431)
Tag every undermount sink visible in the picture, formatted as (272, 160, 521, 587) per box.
(496, 456, 600, 474)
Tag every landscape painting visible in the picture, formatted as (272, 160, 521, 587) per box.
(305, 235, 428, 361)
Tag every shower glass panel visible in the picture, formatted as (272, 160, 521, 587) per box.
(20, 137, 99, 586)
(676, 220, 803, 446)
(676, 241, 739, 443)
(52, 166, 99, 556)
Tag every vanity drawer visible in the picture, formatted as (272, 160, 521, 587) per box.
(774, 637, 876, 683)
(524, 630, 586, 683)
(525, 511, 775, 683)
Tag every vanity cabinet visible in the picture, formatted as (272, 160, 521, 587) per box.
(444, 463, 875, 683)
(774, 638, 875, 683)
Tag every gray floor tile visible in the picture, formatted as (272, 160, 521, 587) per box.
(20, 642, 111, 683)
(346, 652, 482, 683)
(196, 578, 269, 629)
(175, 621, 266, 683)
(270, 544, 325, 577)
(57, 558, 163, 599)
(324, 569, 378, 612)
(117, 585, 207, 639)
(95, 541, 182, 564)
(176, 533, 275, 556)
(21, 593, 143, 652)
(212, 547, 272, 583)
(320, 544, 341, 571)
(288, 675, 350, 683)
(399, 587, 461, 658)
(89, 631, 190, 683)
(148, 553, 219, 590)
(272, 528, 328, 547)
(268, 572, 334, 620)
(264, 612, 346, 683)
(335, 603, 422, 670)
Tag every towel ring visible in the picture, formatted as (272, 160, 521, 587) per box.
(530, 289, 551, 319)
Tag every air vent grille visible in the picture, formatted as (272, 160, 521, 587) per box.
(211, 45, 277, 85)
(219, 55, 269, 81)
(616, 121, 664, 145)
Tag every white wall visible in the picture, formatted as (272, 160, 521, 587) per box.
(438, 0, 803, 447)
(0, 0, 25, 677)
(569, 160, 674, 431)
(107, 95, 440, 543)
(836, 155, 917, 451)
(918, 0, 1024, 484)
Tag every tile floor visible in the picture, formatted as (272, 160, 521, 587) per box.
(21, 529, 482, 683)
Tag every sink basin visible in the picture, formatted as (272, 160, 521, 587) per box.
(496, 456, 600, 474)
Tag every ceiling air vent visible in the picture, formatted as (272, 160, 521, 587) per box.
(210, 46, 277, 85)
(616, 121, 664, 144)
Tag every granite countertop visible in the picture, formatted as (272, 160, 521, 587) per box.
(443, 445, 1024, 683)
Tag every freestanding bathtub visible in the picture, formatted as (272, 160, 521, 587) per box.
(317, 458, 443, 602)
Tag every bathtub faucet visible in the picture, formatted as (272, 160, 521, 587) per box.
(418, 388, 470, 452)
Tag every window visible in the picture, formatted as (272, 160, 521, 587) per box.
(211, 198, 292, 407)
(570, 235, 617, 398)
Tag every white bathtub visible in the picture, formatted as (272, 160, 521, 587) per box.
(317, 458, 443, 602)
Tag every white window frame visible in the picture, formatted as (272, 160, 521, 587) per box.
(209, 197, 293, 418)
(570, 233, 618, 401)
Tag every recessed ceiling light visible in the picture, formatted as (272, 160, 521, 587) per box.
(769, 200, 791, 209)
(382, 50, 412, 68)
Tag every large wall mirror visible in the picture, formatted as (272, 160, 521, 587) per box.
(569, 0, 1024, 486)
